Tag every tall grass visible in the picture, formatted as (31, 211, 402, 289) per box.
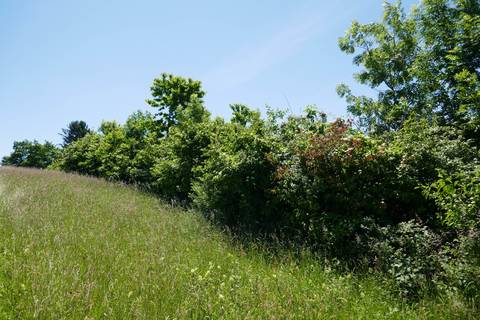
(0, 167, 476, 319)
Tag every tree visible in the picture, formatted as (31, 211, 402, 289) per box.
(151, 98, 211, 201)
(60, 120, 91, 146)
(146, 73, 206, 133)
(1, 140, 59, 168)
(337, 0, 480, 135)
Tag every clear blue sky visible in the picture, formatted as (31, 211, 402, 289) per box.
(0, 0, 418, 158)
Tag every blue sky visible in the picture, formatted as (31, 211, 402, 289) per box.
(0, 0, 418, 158)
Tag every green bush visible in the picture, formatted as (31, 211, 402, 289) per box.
(370, 220, 444, 298)
(442, 230, 480, 300)
(122, 111, 160, 184)
(273, 119, 405, 257)
(54, 112, 161, 184)
(52, 133, 103, 176)
(424, 167, 480, 229)
(192, 105, 281, 231)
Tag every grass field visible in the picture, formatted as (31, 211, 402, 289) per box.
(0, 167, 477, 319)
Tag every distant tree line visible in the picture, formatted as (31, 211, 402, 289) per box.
(2, 0, 479, 299)
(2, 120, 91, 168)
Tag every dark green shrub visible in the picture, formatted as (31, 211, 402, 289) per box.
(273, 119, 403, 257)
(192, 105, 281, 231)
(442, 230, 480, 300)
(370, 220, 444, 298)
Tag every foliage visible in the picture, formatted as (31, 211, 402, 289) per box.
(192, 105, 280, 231)
(370, 220, 444, 298)
(122, 111, 160, 184)
(424, 167, 480, 228)
(52, 132, 103, 176)
(4, 0, 480, 302)
(146, 73, 206, 133)
(54, 112, 161, 183)
(338, 0, 480, 135)
(387, 118, 479, 226)
(150, 99, 211, 201)
(441, 230, 480, 300)
(60, 120, 91, 147)
(1, 140, 59, 169)
(273, 119, 406, 256)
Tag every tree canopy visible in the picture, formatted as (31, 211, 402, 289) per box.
(60, 120, 91, 146)
(146, 73, 206, 133)
(1, 140, 59, 168)
(337, 0, 480, 137)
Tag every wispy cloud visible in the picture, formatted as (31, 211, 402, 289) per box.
(203, 9, 324, 91)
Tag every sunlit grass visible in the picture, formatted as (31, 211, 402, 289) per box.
(0, 167, 476, 319)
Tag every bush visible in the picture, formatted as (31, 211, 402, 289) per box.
(442, 230, 480, 300)
(122, 111, 160, 184)
(424, 167, 480, 229)
(370, 220, 444, 298)
(273, 119, 404, 257)
(54, 112, 161, 183)
(192, 105, 281, 231)
(52, 133, 103, 176)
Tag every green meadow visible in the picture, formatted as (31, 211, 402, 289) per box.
(0, 167, 476, 319)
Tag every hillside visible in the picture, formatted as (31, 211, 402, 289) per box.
(0, 167, 476, 319)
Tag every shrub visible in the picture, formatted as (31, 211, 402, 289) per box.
(122, 111, 160, 184)
(424, 167, 480, 229)
(192, 105, 281, 231)
(54, 112, 161, 184)
(273, 119, 403, 257)
(52, 133, 103, 176)
(442, 230, 480, 300)
(370, 220, 444, 298)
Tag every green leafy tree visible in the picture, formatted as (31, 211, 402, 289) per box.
(60, 120, 91, 146)
(338, 0, 480, 134)
(151, 98, 211, 201)
(146, 73, 206, 133)
(123, 111, 160, 184)
(54, 113, 159, 181)
(2, 140, 59, 168)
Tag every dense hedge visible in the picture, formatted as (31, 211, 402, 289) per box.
(45, 87, 479, 298)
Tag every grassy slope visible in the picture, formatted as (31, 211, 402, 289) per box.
(0, 167, 476, 319)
